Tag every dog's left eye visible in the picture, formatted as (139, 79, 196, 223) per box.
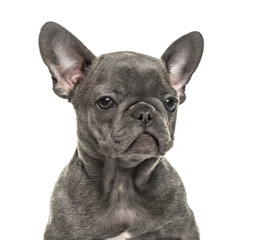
(165, 98, 178, 112)
(97, 97, 116, 109)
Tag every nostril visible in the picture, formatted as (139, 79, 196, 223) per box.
(145, 112, 153, 126)
(138, 113, 144, 121)
(147, 112, 153, 120)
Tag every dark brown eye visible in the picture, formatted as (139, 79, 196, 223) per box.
(97, 97, 116, 109)
(165, 98, 177, 112)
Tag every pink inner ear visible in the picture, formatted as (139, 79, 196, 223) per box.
(70, 72, 84, 85)
(50, 63, 84, 98)
(169, 72, 184, 101)
(168, 54, 189, 102)
(55, 46, 84, 86)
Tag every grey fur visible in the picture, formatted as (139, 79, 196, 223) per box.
(39, 22, 204, 240)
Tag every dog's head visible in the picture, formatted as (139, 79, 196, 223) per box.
(39, 22, 203, 167)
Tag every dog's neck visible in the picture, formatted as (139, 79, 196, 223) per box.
(77, 142, 161, 195)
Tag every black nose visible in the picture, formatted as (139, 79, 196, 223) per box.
(131, 105, 154, 126)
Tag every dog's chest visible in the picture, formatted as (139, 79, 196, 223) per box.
(100, 206, 136, 239)
(106, 231, 132, 240)
(97, 166, 160, 239)
(108, 181, 139, 221)
(107, 168, 135, 202)
(99, 174, 140, 239)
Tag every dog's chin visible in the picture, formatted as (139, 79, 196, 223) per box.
(117, 133, 159, 168)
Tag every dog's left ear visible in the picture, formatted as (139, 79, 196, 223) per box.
(161, 32, 204, 104)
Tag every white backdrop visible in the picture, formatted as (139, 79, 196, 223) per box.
(1, 1, 254, 239)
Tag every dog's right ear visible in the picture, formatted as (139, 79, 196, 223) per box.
(39, 22, 95, 99)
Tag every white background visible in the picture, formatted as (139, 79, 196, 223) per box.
(1, 0, 254, 239)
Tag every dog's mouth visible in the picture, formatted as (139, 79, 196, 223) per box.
(126, 132, 159, 155)
(115, 132, 160, 167)
(112, 126, 172, 167)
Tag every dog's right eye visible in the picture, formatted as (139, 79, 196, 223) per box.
(97, 97, 117, 109)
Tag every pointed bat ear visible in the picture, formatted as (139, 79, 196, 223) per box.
(39, 22, 95, 99)
(161, 32, 204, 104)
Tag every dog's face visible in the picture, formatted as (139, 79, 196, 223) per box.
(73, 52, 177, 167)
(39, 22, 203, 167)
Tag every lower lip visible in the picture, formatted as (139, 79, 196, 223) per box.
(128, 133, 158, 149)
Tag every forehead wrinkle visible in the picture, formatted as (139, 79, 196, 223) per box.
(93, 83, 127, 96)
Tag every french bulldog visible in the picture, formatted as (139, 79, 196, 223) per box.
(39, 22, 204, 240)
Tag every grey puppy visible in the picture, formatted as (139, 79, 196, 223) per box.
(39, 22, 203, 240)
